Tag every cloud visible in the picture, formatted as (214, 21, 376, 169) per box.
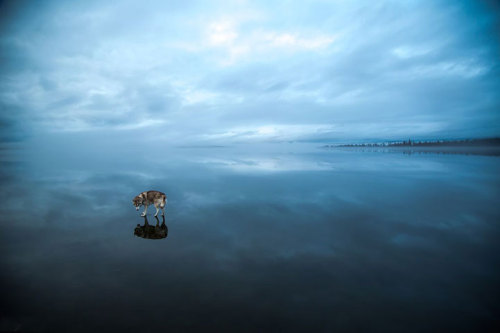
(207, 21, 238, 46)
(263, 32, 336, 50)
(0, 0, 499, 143)
(392, 45, 432, 59)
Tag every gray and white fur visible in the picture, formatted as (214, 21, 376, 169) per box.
(132, 190, 167, 217)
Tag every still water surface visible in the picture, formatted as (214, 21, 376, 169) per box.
(1, 143, 499, 332)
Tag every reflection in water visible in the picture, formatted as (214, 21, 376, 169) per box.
(331, 146, 500, 156)
(1, 144, 499, 332)
(134, 216, 168, 240)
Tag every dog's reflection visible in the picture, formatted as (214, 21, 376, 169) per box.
(134, 216, 168, 240)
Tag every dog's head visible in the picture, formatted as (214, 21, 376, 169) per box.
(132, 194, 144, 210)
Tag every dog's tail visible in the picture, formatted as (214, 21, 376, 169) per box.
(160, 194, 167, 208)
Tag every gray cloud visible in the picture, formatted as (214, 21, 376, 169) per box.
(0, 0, 499, 143)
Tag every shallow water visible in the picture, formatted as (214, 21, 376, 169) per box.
(1, 142, 499, 332)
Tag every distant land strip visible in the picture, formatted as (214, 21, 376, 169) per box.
(323, 138, 500, 156)
(326, 137, 500, 148)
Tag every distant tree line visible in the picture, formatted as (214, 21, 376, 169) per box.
(330, 137, 500, 148)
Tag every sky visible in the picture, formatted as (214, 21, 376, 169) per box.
(0, 0, 499, 144)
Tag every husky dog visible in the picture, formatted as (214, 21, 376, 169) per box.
(132, 190, 167, 217)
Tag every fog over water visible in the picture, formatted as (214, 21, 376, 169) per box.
(1, 142, 499, 332)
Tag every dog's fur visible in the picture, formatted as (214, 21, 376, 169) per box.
(132, 190, 167, 217)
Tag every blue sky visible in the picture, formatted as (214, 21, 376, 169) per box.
(1, 0, 499, 143)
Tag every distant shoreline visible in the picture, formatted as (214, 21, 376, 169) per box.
(322, 138, 500, 156)
(328, 137, 500, 148)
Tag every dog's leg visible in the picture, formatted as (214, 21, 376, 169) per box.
(141, 204, 148, 217)
(154, 203, 160, 217)
(160, 197, 166, 216)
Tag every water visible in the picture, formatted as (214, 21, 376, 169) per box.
(1, 141, 499, 332)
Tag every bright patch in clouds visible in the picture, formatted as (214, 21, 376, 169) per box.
(264, 33, 336, 50)
(204, 18, 337, 65)
(207, 21, 238, 45)
(392, 46, 431, 59)
(203, 124, 335, 142)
